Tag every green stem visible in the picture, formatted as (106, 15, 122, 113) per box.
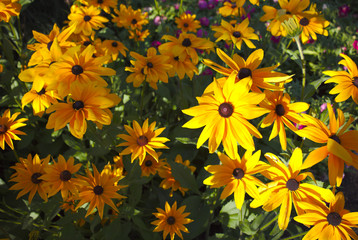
(259, 214, 278, 231)
(205, 189, 222, 240)
(281, 230, 309, 240)
(294, 36, 306, 101)
(12, 148, 19, 161)
(179, 0, 184, 15)
(139, 84, 146, 121)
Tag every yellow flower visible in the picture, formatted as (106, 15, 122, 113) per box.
(125, 47, 172, 90)
(140, 152, 166, 177)
(81, 0, 118, 14)
(21, 84, 61, 117)
(260, 0, 310, 37)
(204, 150, 268, 209)
(213, 18, 258, 50)
(46, 82, 120, 139)
(281, 15, 302, 38)
(75, 164, 126, 219)
(117, 118, 170, 165)
(9, 154, 50, 203)
(101, 40, 127, 62)
(0, 109, 27, 150)
(259, 90, 309, 150)
(250, 148, 335, 230)
(159, 48, 198, 80)
(323, 53, 358, 104)
(159, 32, 214, 65)
(296, 104, 358, 187)
(0, 0, 21, 22)
(68, 5, 108, 36)
(182, 75, 269, 160)
(158, 154, 196, 197)
(128, 29, 150, 42)
(175, 13, 201, 33)
(203, 48, 292, 93)
(48, 45, 115, 97)
(112, 4, 148, 30)
(294, 192, 358, 240)
(151, 201, 193, 240)
(40, 155, 82, 200)
(218, 1, 245, 17)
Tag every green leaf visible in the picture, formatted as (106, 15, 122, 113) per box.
(304, 77, 328, 100)
(103, 219, 131, 240)
(169, 161, 199, 194)
(60, 223, 84, 240)
(219, 200, 240, 229)
(128, 184, 142, 207)
(62, 134, 82, 151)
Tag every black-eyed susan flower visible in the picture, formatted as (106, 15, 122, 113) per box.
(218, 1, 244, 17)
(117, 118, 170, 165)
(213, 18, 258, 50)
(259, 90, 309, 150)
(128, 29, 150, 42)
(204, 150, 269, 209)
(323, 53, 358, 104)
(250, 148, 335, 230)
(159, 32, 214, 65)
(297, 4, 329, 44)
(112, 4, 148, 30)
(81, 0, 118, 14)
(40, 155, 82, 200)
(46, 82, 120, 139)
(48, 45, 115, 97)
(0, 109, 27, 150)
(75, 164, 126, 219)
(68, 5, 108, 36)
(158, 154, 196, 197)
(140, 152, 166, 177)
(101, 40, 127, 62)
(294, 192, 358, 240)
(182, 75, 269, 160)
(175, 13, 201, 33)
(0, 0, 21, 22)
(260, 0, 310, 36)
(159, 49, 198, 80)
(9, 154, 50, 203)
(152, 201, 193, 240)
(296, 104, 358, 187)
(21, 84, 61, 117)
(203, 48, 292, 93)
(125, 47, 172, 90)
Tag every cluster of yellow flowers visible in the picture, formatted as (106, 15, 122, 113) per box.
(1, 0, 358, 239)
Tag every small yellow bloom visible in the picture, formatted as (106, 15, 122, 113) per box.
(0, 109, 27, 150)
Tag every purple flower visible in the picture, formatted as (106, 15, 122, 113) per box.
(198, 0, 208, 9)
(353, 40, 358, 51)
(339, 4, 350, 17)
(174, 3, 180, 10)
(197, 29, 208, 37)
(151, 40, 161, 48)
(185, 10, 192, 14)
(175, 29, 182, 38)
(271, 36, 281, 44)
(200, 17, 209, 27)
(153, 16, 162, 25)
(201, 68, 213, 75)
(320, 103, 328, 112)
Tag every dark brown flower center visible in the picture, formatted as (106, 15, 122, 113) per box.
(93, 185, 104, 195)
(141, 68, 145, 74)
(84, 15, 91, 22)
(60, 170, 72, 181)
(166, 216, 176, 225)
(97, 0, 103, 3)
(232, 31, 241, 38)
(71, 65, 83, 75)
(231, 3, 237, 8)
(37, 88, 46, 95)
(174, 56, 179, 61)
(147, 62, 154, 68)
(112, 41, 118, 47)
(145, 160, 153, 167)
(131, 19, 138, 25)
(218, 102, 234, 118)
(275, 104, 285, 116)
(327, 212, 342, 226)
(83, 41, 91, 46)
(47, 41, 53, 50)
(184, 23, 189, 28)
(329, 135, 341, 144)
(286, 179, 299, 191)
(353, 77, 358, 88)
(182, 38, 192, 47)
(0, 124, 7, 134)
(31, 172, 43, 184)
(238, 68, 252, 79)
(286, 11, 291, 14)
(72, 101, 84, 110)
(299, 17, 309, 26)
(137, 135, 148, 146)
(232, 168, 244, 179)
